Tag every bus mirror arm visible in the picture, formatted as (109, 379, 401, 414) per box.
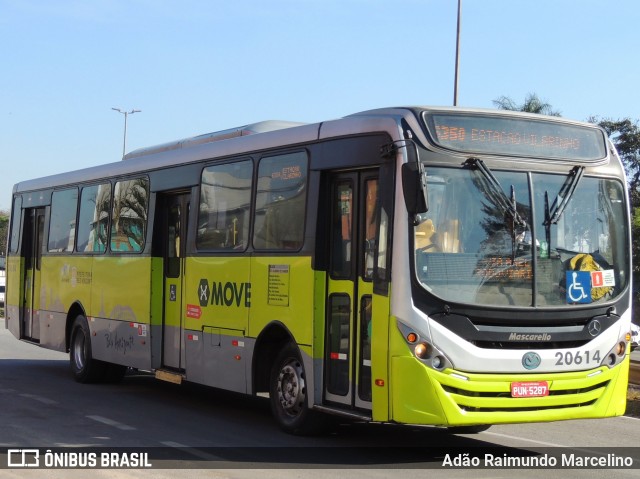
(381, 140, 428, 221)
(401, 143, 429, 223)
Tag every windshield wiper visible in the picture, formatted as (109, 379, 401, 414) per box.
(543, 166, 585, 254)
(544, 166, 585, 226)
(465, 157, 528, 228)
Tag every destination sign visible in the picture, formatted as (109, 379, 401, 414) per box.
(423, 112, 607, 161)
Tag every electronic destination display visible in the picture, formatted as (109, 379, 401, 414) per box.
(423, 112, 607, 161)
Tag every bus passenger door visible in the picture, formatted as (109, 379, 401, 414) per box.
(21, 208, 45, 342)
(161, 193, 190, 371)
(324, 171, 377, 410)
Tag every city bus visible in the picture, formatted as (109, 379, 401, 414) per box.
(5, 107, 632, 434)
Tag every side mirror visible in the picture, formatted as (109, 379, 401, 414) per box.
(402, 161, 428, 220)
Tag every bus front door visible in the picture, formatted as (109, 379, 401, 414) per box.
(161, 193, 190, 371)
(21, 207, 45, 342)
(324, 171, 377, 411)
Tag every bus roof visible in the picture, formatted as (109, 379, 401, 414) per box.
(12, 120, 321, 194)
(12, 106, 609, 195)
(123, 120, 306, 160)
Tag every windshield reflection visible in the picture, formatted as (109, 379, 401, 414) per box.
(414, 167, 628, 308)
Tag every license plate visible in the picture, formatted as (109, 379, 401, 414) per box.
(511, 381, 549, 398)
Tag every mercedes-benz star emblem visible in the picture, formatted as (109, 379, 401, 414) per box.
(587, 319, 602, 337)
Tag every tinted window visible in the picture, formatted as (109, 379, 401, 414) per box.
(253, 152, 308, 250)
(198, 160, 253, 250)
(9, 196, 22, 253)
(77, 183, 111, 253)
(110, 178, 149, 253)
(48, 189, 78, 252)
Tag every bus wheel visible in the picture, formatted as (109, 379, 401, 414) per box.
(269, 343, 319, 435)
(69, 315, 105, 383)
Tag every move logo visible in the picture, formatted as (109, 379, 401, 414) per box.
(198, 279, 251, 308)
(522, 352, 541, 370)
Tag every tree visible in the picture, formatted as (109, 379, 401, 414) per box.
(493, 93, 561, 116)
(591, 118, 640, 277)
(0, 210, 8, 256)
(591, 118, 640, 201)
(493, 92, 639, 296)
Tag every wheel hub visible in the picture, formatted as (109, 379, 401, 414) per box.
(277, 360, 305, 415)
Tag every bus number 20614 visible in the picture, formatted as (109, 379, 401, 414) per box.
(554, 350, 601, 366)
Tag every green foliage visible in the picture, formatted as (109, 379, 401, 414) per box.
(494, 94, 639, 276)
(493, 93, 561, 117)
(591, 118, 640, 272)
(634, 208, 640, 280)
(0, 209, 8, 256)
(593, 118, 640, 199)
(493, 93, 640, 273)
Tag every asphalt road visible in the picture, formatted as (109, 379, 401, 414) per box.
(0, 322, 638, 479)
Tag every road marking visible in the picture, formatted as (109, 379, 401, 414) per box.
(484, 418, 640, 459)
(484, 430, 640, 461)
(87, 415, 136, 431)
(483, 431, 567, 448)
(160, 441, 222, 461)
(19, 393, 58, 405)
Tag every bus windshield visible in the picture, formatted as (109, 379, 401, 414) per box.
(414, 166, 629, 308)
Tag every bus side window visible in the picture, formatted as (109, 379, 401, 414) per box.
(9, 196, 22, 254)
(197, 160, 252, 251)
(253, 152, 308, 251)
(48, 188, 78, 253)
(363, 178, 378, 280)
(77, 183, 110, 253)
(110, 179, 149, 253)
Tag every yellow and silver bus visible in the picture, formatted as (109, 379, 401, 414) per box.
(5, 107, 632, 434)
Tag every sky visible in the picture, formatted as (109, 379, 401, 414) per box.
(1, 0, 639, 211)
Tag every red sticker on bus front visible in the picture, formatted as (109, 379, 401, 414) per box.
(591, 270, 615, 287)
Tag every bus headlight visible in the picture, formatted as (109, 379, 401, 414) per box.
(414, 342, 430, 359)
(397, 320, 454, 370)
(601, 335, 630, 368)
(413, 341, 450, 370)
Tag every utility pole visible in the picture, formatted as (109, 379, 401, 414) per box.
(453, 0, 461, 106)
(112, 108, 141, 159)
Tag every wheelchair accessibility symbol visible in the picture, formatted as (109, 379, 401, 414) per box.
(566, 271, 592, 303)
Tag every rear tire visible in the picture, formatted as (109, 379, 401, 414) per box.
(269, 343, 323, 435)
(69, 315, 106, 383)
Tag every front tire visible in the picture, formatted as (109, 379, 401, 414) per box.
(69, 315, 106, 383)
(269, 343, 322, 435)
